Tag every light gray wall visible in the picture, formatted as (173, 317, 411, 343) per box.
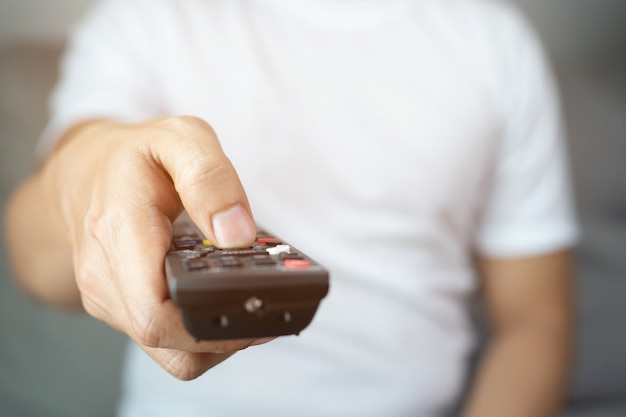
(0, 0, 95, 45)
(513, 0, 626, 62)
(1, 0, 625, 60)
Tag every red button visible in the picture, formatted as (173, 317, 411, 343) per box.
(258, 237, 281, 244)
(283, 259, 311, 269)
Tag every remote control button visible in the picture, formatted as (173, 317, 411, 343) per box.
(266, 245, 291, 255)
(218, 257, 242, 268)
(251, 255, 276, 266)
(202, 240, 213, 247)
(174, 240, 198, 251)
(257, 237, 281, 245)
(280, 252, 303, 260)
(186, 260, 209, 271)
(283, 259, 311, 269)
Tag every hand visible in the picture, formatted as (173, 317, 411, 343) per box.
(42, 116, 262, 380)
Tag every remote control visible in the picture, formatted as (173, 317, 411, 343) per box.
(166, 212, 330, 341)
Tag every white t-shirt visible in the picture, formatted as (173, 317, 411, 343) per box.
(41, 0, 579, 416)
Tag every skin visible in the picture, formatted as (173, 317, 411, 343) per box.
(5, 117, 262, 380)
(5, 117, 574, 414)
(464, 251, 574, 417)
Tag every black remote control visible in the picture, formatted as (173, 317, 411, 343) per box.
(166, 212, 330, 341)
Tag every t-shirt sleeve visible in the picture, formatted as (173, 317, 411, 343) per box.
(37, 0, 163, 157)
(473, 5, 580, 258)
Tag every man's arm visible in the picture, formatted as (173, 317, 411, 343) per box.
(4, 116, 265, 380)
(5, 122, 93, 309)
(462, 250, 574, 417)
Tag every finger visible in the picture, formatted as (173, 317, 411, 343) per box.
(139, 337, 276, 381)
(130, 298, 262, 353)
(109, 200, 257, 353)
(81, 295, 125, 333)
(73, 206, 128, 329)
(145, 117, 256, 248)
(139, 344, 236, 381)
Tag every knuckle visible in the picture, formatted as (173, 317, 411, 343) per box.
(73, 258, 94, 295)
(73, 251, 106, 304)
(178, 115, 214, 133)
(157, 116, 216, 138)
(129, 305, 162, 348)
(75, 213, 117, 293)
(80, 294, 102, 320)
(80, 295, 118, 331)
(149, 116, 233, 193)
(84, 207, 116, 241)
(177, 153, 232, 193)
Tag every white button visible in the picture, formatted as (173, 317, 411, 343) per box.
(266, 245, 291, 255)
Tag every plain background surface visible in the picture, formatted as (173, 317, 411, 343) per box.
(0, 0, 625, 60)
(1, 1, 625, 416)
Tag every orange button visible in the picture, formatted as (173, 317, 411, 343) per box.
(283, 259, 311, 269)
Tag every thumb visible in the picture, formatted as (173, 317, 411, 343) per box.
(148, 117, 256, 248)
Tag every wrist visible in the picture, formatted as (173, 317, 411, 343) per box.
(40, 121, 115, 240)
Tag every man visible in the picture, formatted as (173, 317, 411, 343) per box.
(4, 0, 578, 416)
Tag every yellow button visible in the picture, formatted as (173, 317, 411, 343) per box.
(202, 240, 213, 246)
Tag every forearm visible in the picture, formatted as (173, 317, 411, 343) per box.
(4, 165, 79, 309)
(463, 320, 572, 417)
(5, 115, 266, 380)
(3, 121, 105, 309)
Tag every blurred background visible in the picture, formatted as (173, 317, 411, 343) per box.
(0, 1, 625, 416)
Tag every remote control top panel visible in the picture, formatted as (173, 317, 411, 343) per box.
(166, 213, 329, 341)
